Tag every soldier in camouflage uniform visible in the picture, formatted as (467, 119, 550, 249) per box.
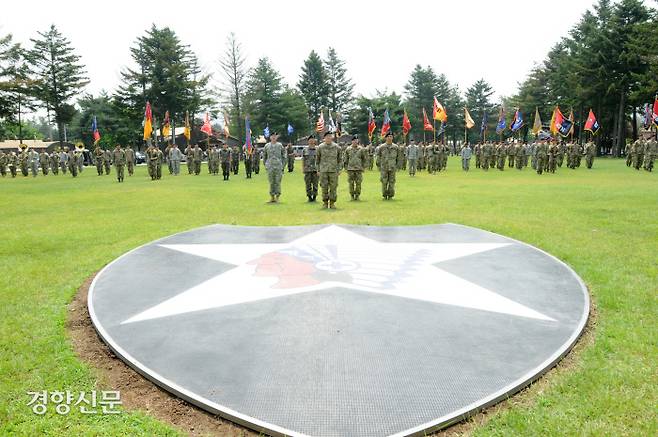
(146, 144, 158, 180)
(643, 137, 656, 171)
(515, 142, 525, 170)
(263, 132, 286, 203)
(185, 144, 194, 174)
(536, 139, 548, 175)
(113, 144, 126, 182)
(50, 151, 59, 175)
(407, 139, 419, 176)
(208, 144, 219, 175)
(169, 144, 182, 175)
(125, 145, 135, 176)
(59, 148, 68, 174)
(75, 146, 84, 173)
(67, 147, 78, 177)
(585, 141, 596, 169)
(344, 135, 367, 200)
(557, 142, 566, 167)
(93, 145, 104, 175)
(220, 143, 232, 180)
(0, 151, 6, 177)
(434, 142, 444, 172)
(397, 143, 406, 171)
(252, 148, 261, 174)
(243, 144, 253, 179)
(507, 142, 516, 168)
(625, 141, 634, 167)
(286, 143, 295, 172)
(7, 151, 18, 177)
(480, 142, 491, 171)
(230, 145, 239, 175)
(496, 143, 506, 170)
(317, 132, 342, 209)
(302, 135, 319, 202)
(39, 150, 50, 175)
(548, 141, 558, 173)
(17, 145, 29, 176)
(632, 139, 644, 170)
(191, 144, 202, 175)
(164, 143, 173, 175)
(376, 132, 401, 200)
(156, 147, 164, 179)
(103, 148, 112, 175)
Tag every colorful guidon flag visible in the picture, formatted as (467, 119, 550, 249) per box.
(143, 101, 153, 140)
(433, 97, 447, 122)
(92, 116, 101, 143)
(511, 108, 523, 132)
(653, 97, 658, 127)
(532, 107, 542, 136)
(316, 111, 325, 133)
(423, 108, 434, 131)
(552, 107, 573, 137)
(402, 109, 412, 135)
(184, 111, 191, 141)
(584, 109, 600, 134)
(496, 107, 506, 135)
(464, 108, 475, 129)
(480, 111, 488, 135)
(245, 116, 253, 153)
(162, 110, 171, 137)
(367, 107, 377, 138)
(223, 111, 230, 138)
(200, 112, 212, 136)
(380, 108, 391, 138)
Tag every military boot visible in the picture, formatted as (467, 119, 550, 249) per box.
(269, 195, 276, 203)
(329, 201, 336, 209)
(322, 200, 329, 209)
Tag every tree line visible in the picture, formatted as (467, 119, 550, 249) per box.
(0, 0, 656, 152)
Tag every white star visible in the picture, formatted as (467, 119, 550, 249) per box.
(122, 225, 555, 324)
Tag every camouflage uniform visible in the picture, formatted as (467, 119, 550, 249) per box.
(632, 140, 644, 170)
(263, 141, 286, 201)
(185, 145, 194, 174)
(460, 145, 472, 171)
(67, 149, 78, 177)
(557, 143, 566, 167)
(397, 144, 406, 171)
(125, 146, 135, 176)
(643, 139, 656, 172)
(536, 142, 548, 175)
(0, 151, 7, 177)
(474, 143, 481, 169)
(407, 142, 419, 176)
(39, 151, 50, 175)
(113, 146, 126, 182)
(376, 139, 400, 199)
(344, 143, 367, 200)
(191, 145, 202, 175)
(317, 140, 342, 208)
(481, 142, 492, 171)
(286, 144, 295, 172)
(625, 142, 634, 167)
(231, 145, 241, 174)
(103, 149, 112, 175)
(252, 149, 261, 174)
(515, 143, 525, 170)
(548, 143, 558, 173)
(169, 145, 182, 175)
(50, 152, 59, 175)
(28, 149, 39, 177)
(7, 152, 18, 177)
(302, 144, 319, 201)
(93, 146, 104, 175)
(146, 146, 159, 180)
(585, 142, 596, 169)
(496, 144, 506, 170)
(243, 146, 253, 179)
(507, 143, 515, 168)
(156, 148, 164, 179)
(59, 149, 68, 174)
(220, 145, 232, 180)
(208, 146, 220, 175)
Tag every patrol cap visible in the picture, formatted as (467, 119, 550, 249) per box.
(385, 132, 393, 138)
(352, 135, 358, 140)
(323, 131, 333, 137)
(307, 134, 315, 140)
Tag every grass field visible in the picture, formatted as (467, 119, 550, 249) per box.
(1, 157, 656, 436)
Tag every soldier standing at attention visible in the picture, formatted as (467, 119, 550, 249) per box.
(164, 143, 173, 175)
(344, 135, 367, 201)
(113, 144, 126, 182)
(473, 143, 481, 169)
(632, 139, 644, 170)
(67, 146, 78, 177)
(286, 143, 295, 172)
(497, 143, 506, 170)
(208, 144, 219, 175)
(220, 143, 232, 180)
(263, 132, 286, 203)
(407, 139, 419, 176)
(125, 145, 135, 176)
(302, 135, 319, 202)
(507, 141, 516, 168)
(461, 143, 472, 171)
(93, 145, 104, 175)
(27, 147, 39, 177)
(39, 150, 50, 175)
(548, 141, 558, 173)
(397, 142, 406, 171)
(557, 141, 566, 167)
(243, 143, 253, 179)
(515, 141, 525, 170)
(75, 145, 84, 173)
(585, 141, 596, 169)
(252, 147, 261, 174)
(169, 144, 182, 175)
(59, 147, 68, 174)
(480, 142, 491, 171)
(376, 132, 401, 200)
(184, 144, 194, 174)
(156, 147, 164, 179)
(0, 150, 7, 177)
(50, 150, 59, 175)
(643, 136, 656, 171)
(146, 144, 159, 180)
(103, 147, 112, 175)
(536, 139, 548, 175)
(8, 151, 18, 177)
(192, 144, 203, 175)
(317, 131, 342, 209)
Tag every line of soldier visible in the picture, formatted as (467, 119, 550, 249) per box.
(624, 136, 657, 172)
(0, 144, 88, 178)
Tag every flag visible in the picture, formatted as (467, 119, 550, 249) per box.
(423, 108, 434, 131)
(567, 108, 575, 136)
(464, 107, 475, 129)
(263, 125, 270, 138)
(92, 116, 101, 143)
(245, 116, 253, 153)
(532, 107, 542, 135)
(480, 111, 488, 134)
(162, 110, 171, 137)
(643, 103, 652, 129)
(553, 107, 573, 137)
(223, 111, 230, 138)
(495, 107, 506, 134)
(433, 97, 448, 122)
(511, 108, 523, 132)
(327, 112, 337, 134)
(437, 121, 446, 137)
(367, 107, 377, 137)
(653, 97, 658, 127)
(143, 101, 153, 140)
(550, 107, 558, 135)
(402, 109, 412, 135)
(200, 112, 212, 136)
(584, 109, 600, 134)
(287, 122, 294, 136)
(335, 112, 343, 137)
(316, 111, 325, 133)
(184, 111, 191, 141)
(380, 108, 391, 138)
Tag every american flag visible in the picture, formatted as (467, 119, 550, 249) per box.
(316, 111, 325, 133)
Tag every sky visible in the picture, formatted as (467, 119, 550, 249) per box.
(1, 0, 609, 108)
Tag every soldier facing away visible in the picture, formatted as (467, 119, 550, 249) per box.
(376, 132, 401, 200)
(343, 135, 368, 201)
(585, 141, 596, 169)
(39, 150, 50, 175)
(302, 135, 319, 202)
(317, 131, 342, 209)
(93, 145, 104, 175)
(461, 143, 472, 171)
(125, 145, 135, 176)
(113, 144, 126, 182)
(407, 139, 419, 176)
(286, 143, 295, 172)
(263, 132, 286, 203)
(169, 144, 182, 175)
(103, 148, 112, 175)
(220, 143, 232, 180)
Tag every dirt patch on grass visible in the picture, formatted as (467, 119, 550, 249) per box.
(67, 273, 597, 437)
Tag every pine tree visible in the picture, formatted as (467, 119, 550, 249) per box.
(324, 47, 354, 114)
(298, 50, 329, 122)
(25, 25, 88, 147)
(219, 33, 247, 138)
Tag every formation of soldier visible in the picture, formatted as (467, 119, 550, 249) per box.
(0, 143, 89, 178)
(625, 136, 657, 172)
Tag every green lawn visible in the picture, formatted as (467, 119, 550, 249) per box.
(1, 157, 656, 436)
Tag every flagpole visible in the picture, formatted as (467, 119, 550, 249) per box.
(433, 120, 436, 143)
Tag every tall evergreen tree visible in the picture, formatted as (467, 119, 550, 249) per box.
(219, 32, 247, 138)
(0, 32, 21, 121)
(465, 79, 496, 141)
(25, 25, 88, 147)
(403, 65, 441, 141)
(298, 50, 329, 121)
(324, 47, 354, 114)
